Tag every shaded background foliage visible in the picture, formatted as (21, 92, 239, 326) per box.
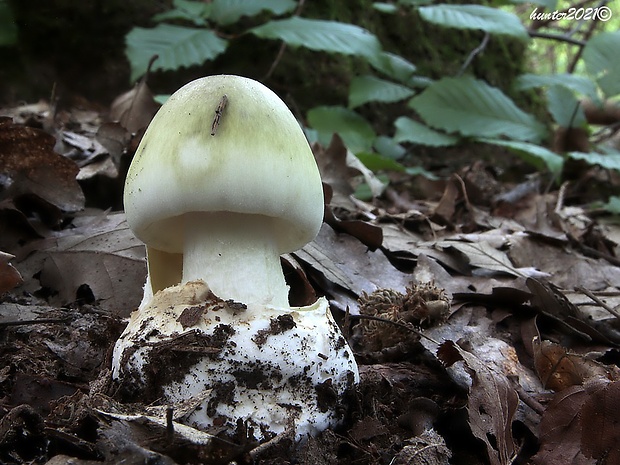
(0, 0, 526, 111)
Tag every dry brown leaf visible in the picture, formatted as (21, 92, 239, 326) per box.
(295, 224, 411, 312)
(0, 251, 23, 294)
(314, 135, 355, 206)
(323, 186, 383, 250)
(580, 379, 620, 464)
(432, 179, 459, 224)
(527, 278, 620, 344)
(531, 378, 620, 465)
(16, 212, 145, 316)
(0, 117, 84, 213)
(438, 340, 518, 465)
(96, 122, 132, 162)
(110, 57, 160, 134)
(439, 235, 549, 279)
(531, 383, 595, 465)
(532, 337, 615, 391)
(510, 234, 620, 291)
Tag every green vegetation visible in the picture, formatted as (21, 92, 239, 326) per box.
(4, 0, 619, 207)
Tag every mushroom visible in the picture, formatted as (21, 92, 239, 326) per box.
(111, 75, 359, 441)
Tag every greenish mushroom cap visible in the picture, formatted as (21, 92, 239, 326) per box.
(124, 75, 324, 255)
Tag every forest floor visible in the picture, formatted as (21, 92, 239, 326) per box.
(1, 89, 620, 465)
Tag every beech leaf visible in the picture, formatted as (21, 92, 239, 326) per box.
(438, 340, 518, 465)
(17, 213, 146, 316)
(410, 76, 547, 142)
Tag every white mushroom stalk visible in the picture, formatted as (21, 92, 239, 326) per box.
(111, 75, 359, 441)
(183, 212, 289, 308)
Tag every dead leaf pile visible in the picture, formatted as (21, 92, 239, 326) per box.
(1, 92, 620, 465)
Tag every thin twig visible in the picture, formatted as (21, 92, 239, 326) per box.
(513, 382, 545, 415)
(458, 32, 490, 76)
(575, 286, 620, 321)
(528, 31, 585, 46)
(0, 318, 70, 328)
(261, 0, 306, 81)
(248, 421, 294, 459)
(567, 2, 603, 73)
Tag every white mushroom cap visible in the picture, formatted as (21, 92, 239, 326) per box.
(124, 75, 324, 257)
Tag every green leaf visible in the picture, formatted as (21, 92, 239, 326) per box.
(399, 0, 434, 6)
(210, 0, 296, 26)
(368, 52, 417, 83)
(601, 196, 620, 214)
(374, 135, 407, 159)
(126, 24, 228, 82)
(409, 76, 547, 142)
(348, 75, 414, 108)
(152, 0, 210, 25)
(0, 0, 17, 46)
(515, 73, 599, 102)
(405, 166, 437, 178)
(154, 94, 171, 105)
(546, 85, 586, 128)
(373, 2, 399, 13)
(394, 117, 459, 146)
(583, 31, 620, 98)
(418, 4, 529, 40)
(407, 75, 434, 89)
(307, 106, 376, 153)
(568, 151, 620, 172)
(480, 138, 563, 176)
(250, 17, 382, 60)
(356, 152, 407, 172)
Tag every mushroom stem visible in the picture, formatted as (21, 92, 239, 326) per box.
(182, 212, 290, 308)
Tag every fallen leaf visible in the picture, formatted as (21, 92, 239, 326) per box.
(295, 224, 411, 313)
(438, 340, 518, 465)
(510, 234, 620, 291)
(323, 187, 383, 250)
(110, 56, 160, 134)
(439, 238, 545, 278)
(346, 149, 386, 198)
(16, 212, 146, 316)
(0, 251, 22, 293)
(532, 383, 593, 465)
(533, 337, 616, 391)
(527, 278, 620, 344)
(432, 179, 459, 224)
(580, 379, 620, 464)
(314, 135, 356, 209)
(0, 117, 84, 213)
(0, 200, 46, 252)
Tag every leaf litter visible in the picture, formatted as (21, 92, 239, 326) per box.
(1, 95, 620, 465)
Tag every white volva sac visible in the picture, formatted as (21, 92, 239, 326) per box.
(111, 75, 359, 441)
(112, 281, 358, 439)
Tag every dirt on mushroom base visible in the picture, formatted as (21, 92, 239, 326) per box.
(110, 280, 359, 444)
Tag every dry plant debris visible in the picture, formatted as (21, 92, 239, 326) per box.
(1, 96, 620, 465)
